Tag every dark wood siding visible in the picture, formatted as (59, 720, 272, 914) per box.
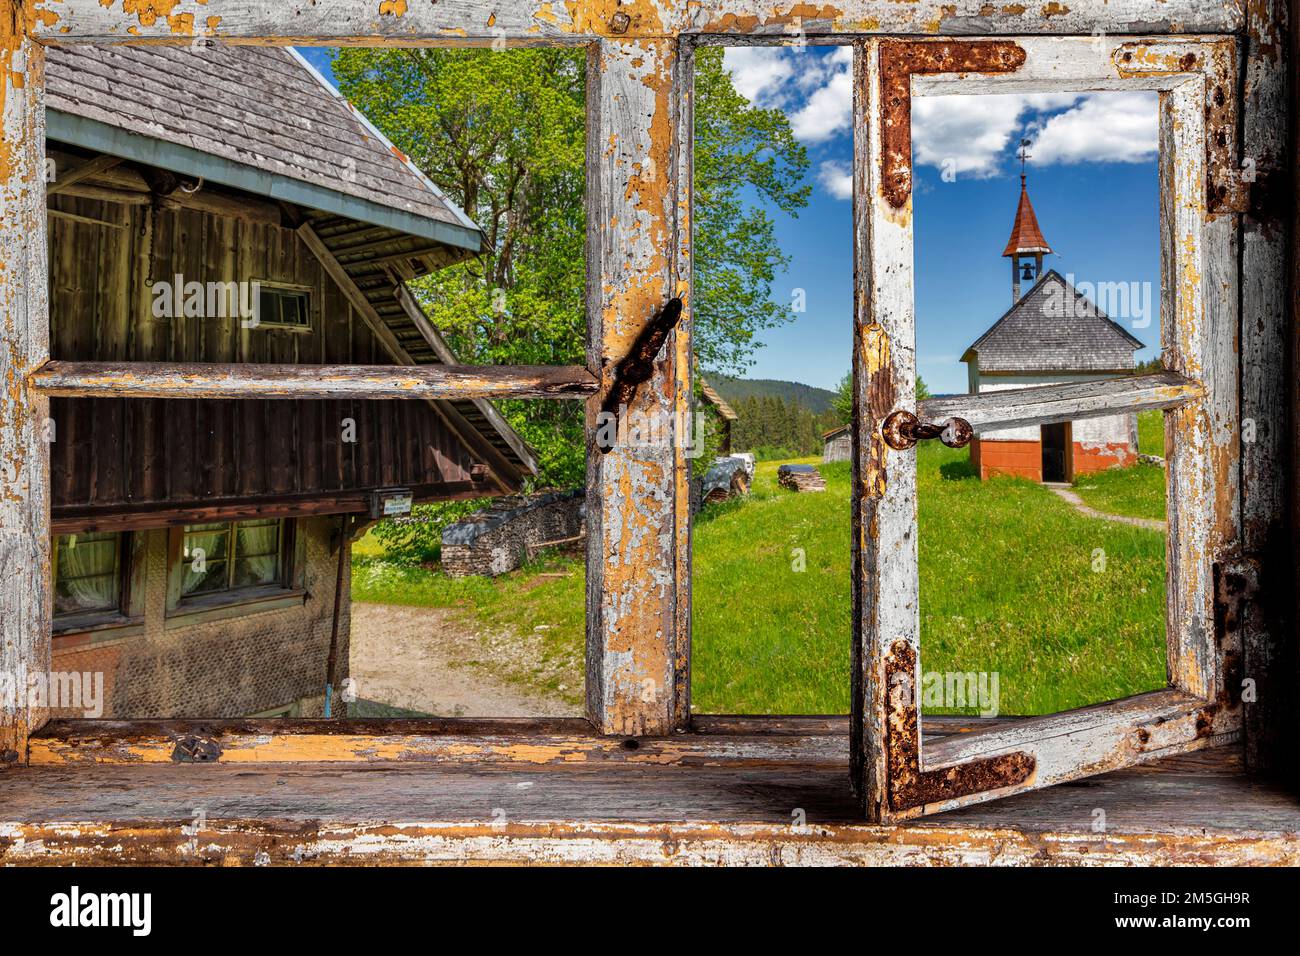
(48, 197, 487, 529)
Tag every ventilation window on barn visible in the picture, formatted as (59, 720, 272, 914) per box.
(44, 43, 589, 720)
(912, 90, 1167, 715)
(689, 43, 855, 715)
(255, 285, 312, 329)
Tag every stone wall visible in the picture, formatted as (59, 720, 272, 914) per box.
(441, 491, 585, 577)
(50, 516, 349, 718)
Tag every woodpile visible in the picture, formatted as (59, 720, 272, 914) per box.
(698, 454, 755, 508)
(778, 464, 826, 492)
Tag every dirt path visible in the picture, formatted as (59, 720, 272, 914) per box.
(349, 603, 574, 717)
(1048, 486, 1166, 532)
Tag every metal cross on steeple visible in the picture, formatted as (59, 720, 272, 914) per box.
(1017, 138, 1032, 183)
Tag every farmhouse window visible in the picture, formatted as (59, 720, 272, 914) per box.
(256, 284, 313, 330)
(174, 519, 290, 602)
(52, 531, 123, 620)
(0, 0, 1291, 863)
(849, 35, 1246, 821)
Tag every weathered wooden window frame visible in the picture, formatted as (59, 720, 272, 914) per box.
(0, 0, 1285, 826)
(50, 529, 142, 635)
(853, 35, 1244, 821)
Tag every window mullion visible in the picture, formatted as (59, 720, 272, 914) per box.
(583, 38, 690, 736)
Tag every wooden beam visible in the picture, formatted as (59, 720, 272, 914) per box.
(0, 20, 50, 762)
(1239, 0, 1294, 775)
(3, 738, 1296, 867)
(48, 481, 491, 534)
(299, 221, 526, 492)
(584, 39, 689, 736)
(17, 712, 1207, 767)
(47, 207, 124, 229)
(391, 281, 541, 477)
(46, 153, 121, 195)
(920, 371, 1204, 432)
(31, 360, 598, 401)
(159, 186, 282, 227)
(41, 181, 149, 205)
(29, 0, 1244, 44)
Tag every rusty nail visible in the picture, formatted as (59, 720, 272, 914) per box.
(609, 12, 631, 35)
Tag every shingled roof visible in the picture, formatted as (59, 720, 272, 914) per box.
(44, 44, 485, 254)
(961, 270, 1144, 373)
(698, 377, 738, 422)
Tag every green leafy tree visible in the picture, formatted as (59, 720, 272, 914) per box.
(692, 46, 810, 374)
(330, 46, 808, 488)
(833, 372, 932, 425)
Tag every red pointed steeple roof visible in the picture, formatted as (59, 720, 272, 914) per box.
(1002, 176, 1052, 257)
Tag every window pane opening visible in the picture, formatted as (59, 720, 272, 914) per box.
(912, 89, 1168, 717)
(44, 43, 590, 721)
(688, 43, 855, 715)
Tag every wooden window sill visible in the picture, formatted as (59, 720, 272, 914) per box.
(10, 717, 1296, 866)
(165, 587, 306, 629)
(52, 615, 144, 648)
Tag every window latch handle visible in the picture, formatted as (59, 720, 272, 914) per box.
(881, 410, 972, 451)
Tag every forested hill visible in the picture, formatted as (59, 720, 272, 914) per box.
(710, 375, 838, 415)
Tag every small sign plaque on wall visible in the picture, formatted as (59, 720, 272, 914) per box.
(370, 488, 413, 519)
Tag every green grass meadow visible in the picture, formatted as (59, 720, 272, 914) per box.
(1071, 410, 1168, 521)
(355, 437, 1169, 717)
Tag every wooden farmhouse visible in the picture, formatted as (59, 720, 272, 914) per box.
(42, 44, 534, 719)
(961, 176, 1144, 483)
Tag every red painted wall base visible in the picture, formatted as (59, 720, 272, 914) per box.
(1071, 442, 1137, 474)
(972, 439, 1042, 481)
(971, 439, 1137, 482)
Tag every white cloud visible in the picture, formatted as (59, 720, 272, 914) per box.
(1028, 91, 1159, 165)
(721, 47, 793, 105)
(911, 91, 1158, 178)
(723, 45, 854, 144)
(912, 93, 1080, 178)
(817, 160, 853, 200)
(788, 52, 853, 142)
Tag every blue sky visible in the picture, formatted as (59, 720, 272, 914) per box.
(300, 46, 1160, 395)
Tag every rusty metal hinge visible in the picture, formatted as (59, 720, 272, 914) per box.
(596, 297, 684, 454)
(1213, 554, 1261, 638)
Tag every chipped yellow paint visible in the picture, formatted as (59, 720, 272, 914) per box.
(378, 0, 408, 18)
(564, 0, 667, 36)
(857, 323, 890, 500)
(119, 0, 181, 29)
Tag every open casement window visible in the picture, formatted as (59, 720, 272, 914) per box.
(851, 36, 1241, 822)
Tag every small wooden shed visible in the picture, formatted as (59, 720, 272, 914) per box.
(822, 423, 851, 463)
(697, 376, 738, 455)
